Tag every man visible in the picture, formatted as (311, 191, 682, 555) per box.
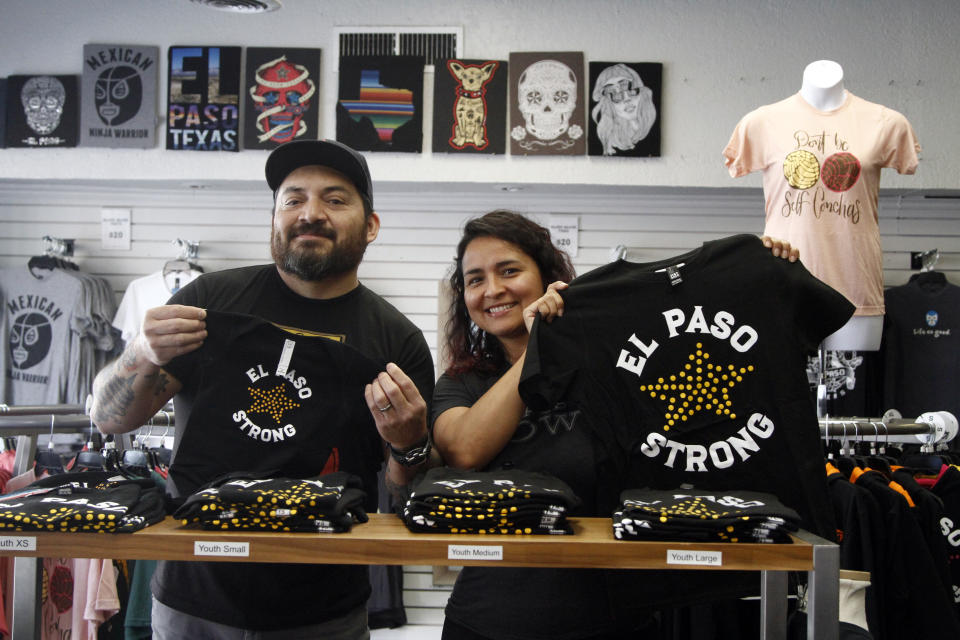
(90, 139, 435, 639)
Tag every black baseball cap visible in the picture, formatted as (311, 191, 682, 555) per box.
(265, 139, 374, 208)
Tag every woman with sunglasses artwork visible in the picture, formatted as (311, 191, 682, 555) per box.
(591, 63, 657, 156)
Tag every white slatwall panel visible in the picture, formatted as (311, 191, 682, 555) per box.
(1, 180, 958, 628)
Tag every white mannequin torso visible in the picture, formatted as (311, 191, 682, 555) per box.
(799, 60, 847, 111)
(822, 315, 882, 351)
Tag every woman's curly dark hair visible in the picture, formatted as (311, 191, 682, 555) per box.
(444, 210, 575, 377)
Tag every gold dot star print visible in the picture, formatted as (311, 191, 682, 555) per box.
(247, 383, 301, 424)
(638, 343, 754, 432)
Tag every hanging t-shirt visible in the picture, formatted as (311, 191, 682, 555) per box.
(723, 92, 921, 316)
(112, 269, 202, 344)
(881, 271, 960, 422)
(0, 267, 86, 404)
(519, 234, 855, 539)
(805, 349, 883, 417)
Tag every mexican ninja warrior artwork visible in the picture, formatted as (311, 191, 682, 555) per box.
(5, 75, 79, 148)
(243, 47, 321, 150)
(431, 59, 507, 154)
(509, 51, 586, 156)
(81, 44, 158, 148)
(166, 46, 241, 151)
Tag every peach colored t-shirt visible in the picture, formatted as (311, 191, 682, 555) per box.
(723, 92, 920, 316)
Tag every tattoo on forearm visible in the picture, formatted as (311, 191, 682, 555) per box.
(92, 375, 136, 425)
(385, 474, 411, 505)
(120, 348, 138, 371)
(144, 371, 170, 397)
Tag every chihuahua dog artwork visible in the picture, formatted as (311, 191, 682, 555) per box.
(447, 60, 498, 150)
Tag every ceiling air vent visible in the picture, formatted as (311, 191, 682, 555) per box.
(334, 27, 463, 69)
(187, 0, 282, 13)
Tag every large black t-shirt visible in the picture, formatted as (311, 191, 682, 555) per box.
(519, 234, 854, 539)
(431, 368, 620, 639)
(152, 265, 435, 631)
(518, 234, 854, 611)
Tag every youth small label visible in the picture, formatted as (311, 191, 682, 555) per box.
(194, 541, 250, 557)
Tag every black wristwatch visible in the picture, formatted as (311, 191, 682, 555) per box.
(388, 434, 432, 467)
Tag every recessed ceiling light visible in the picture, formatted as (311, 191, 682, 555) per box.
(497, 185, 524, 192)
(188, 0, 282, 13)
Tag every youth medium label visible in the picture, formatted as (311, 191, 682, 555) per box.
(666, 549, 722, 566)
(0, 536, 36, 551)
(448, 544, 503, 561)
(194, 541, 250, 557)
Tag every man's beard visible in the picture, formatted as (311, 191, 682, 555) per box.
(271, 220, 368, 281)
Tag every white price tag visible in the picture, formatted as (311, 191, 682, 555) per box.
(0, 536, 36, 551)
(548, 215, 579, 257)
(101, 208, 131, 251)
(194, 541, 250, 557)
(666, 549, 722, 566)
(448, 544, 503, 561)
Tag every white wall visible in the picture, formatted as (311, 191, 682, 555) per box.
(0, 0, 958, 190)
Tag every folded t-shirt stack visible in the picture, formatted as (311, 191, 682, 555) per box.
(0, 471, 165, 533)
(613, 488, 801, 543)
(173, 471, 368, 533)
(402, 467, 580, 535)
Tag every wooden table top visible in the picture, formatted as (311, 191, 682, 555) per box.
(0, 514, 821, 571)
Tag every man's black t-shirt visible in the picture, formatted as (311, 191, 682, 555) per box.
(151, 265, 435, 631)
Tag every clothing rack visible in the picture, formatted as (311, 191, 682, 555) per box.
(0, 405, 175, 476)
(818, 414, 956, 446)
(0, 403, 174, 639)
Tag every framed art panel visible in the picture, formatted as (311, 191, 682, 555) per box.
(5, 75, 79, 148)
(167, 46, 241, 151)
(243, 47, 321, 149)
(337, 56, 424, 153)
(432, 58, 507, 154)
(509, 51, 585, 156)
(587, 61, 662, 157)
(81, 44, 159, 148)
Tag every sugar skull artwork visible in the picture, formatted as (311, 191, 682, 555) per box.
(588, 61, 662, 157)
(509, 52, 585, 156)
(243, 47, 321, 150)
(81, 44, 159, 148)
(22, 76, 65, 135)
(4, 74, 79, 147)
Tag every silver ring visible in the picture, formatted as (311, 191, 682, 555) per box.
(378, 403, 392, 412)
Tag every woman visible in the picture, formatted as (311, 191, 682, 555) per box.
(432, 210, 798, 639)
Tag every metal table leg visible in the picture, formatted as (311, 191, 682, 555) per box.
(760, 570, 788, 640)
(793, 529, 839, 640)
